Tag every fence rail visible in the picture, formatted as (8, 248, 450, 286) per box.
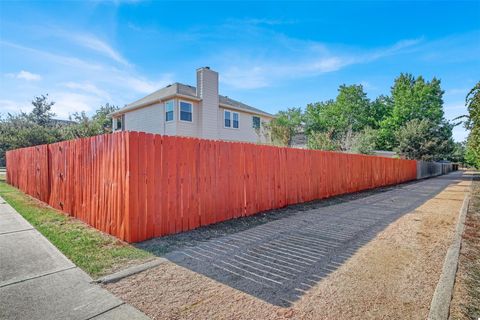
(6, 132, 418, 242)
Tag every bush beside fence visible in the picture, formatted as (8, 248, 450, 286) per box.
(7, 132, 418, 242)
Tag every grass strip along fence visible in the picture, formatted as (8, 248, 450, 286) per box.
(6, 132, 417, 242)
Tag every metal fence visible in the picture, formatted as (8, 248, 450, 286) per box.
(416, 161, 457, 179)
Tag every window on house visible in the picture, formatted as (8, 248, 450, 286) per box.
(224, 110, 239, 128)
(165, 100, 174, 122)
(233, 112, 239, 128)
(252, 116, 260, 129)
(179, 101, 192, 122)
(115, 117, 122, 130)
(224, 110, 231, 127)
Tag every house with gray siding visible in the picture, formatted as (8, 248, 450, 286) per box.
(110, 67, 273, 144)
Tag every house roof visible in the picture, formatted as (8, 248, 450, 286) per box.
(110, 83, 274, 118)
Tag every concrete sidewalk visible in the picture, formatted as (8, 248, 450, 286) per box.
(0, 196, 149, 320)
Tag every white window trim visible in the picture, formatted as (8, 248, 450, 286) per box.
(224, 109, 239, 129)
(113, 115, 124, 131)
(112, 117, 118, 131)
(178, 100, 193, 123)
(165, 100, 175, 122)
(232, 112, 239, 129)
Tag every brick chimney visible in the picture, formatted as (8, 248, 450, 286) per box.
(196, 67, 219, 140)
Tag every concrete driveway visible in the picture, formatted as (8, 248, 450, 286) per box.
(163, 172, 464, 307)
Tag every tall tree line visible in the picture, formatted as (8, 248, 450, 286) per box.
(0, 95, 118, 166)
(269, 73, 456, 161)
(464, 82, 480, 168)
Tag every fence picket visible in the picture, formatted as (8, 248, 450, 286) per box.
(6, 132, 419, 242)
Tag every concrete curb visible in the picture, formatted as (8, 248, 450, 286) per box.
(428, 188, 471, 320)
(95, 258, 168, 284)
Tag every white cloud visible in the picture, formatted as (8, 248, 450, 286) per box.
(62, 82, 111, 99)
(220, 38, 422, 89)
(71, 34, 130, 66)
(1, 40, 105, 71)
(118, 75, 173, 94)
(364, 38, 423, 61)
(310, 57, 347, 73)
(0, 38, 177, 121)
(0, 98, 36, 115)
(17, 70, 42, 81)
(360, 81, 378, 91)
(221, 66, 269, 90)
(0, 99, 21, 113)
(15, 28, 130, 66)
(444, 103, 466, 112)
(0, 40, 173, 92)
(50, 92, 101, 118)
(227, 18, 297, 26)
(0, 92, 102, 120)
(7, 70, 42, 81)
(221, 56, 350, 89)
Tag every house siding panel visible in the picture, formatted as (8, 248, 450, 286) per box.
(112, 68, 273, 143)
(176, 100, 200, 137)
(218, 108, 271, 143)
(124, 103, 164, 134)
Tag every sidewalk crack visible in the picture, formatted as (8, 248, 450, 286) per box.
(0, 266, 77, 288)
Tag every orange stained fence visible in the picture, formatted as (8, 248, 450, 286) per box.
(6, 132, 418, 242)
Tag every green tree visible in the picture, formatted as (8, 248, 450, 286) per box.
(93, 103, 119, 133)
(304, 85, 377, 139)
(0, 115, 63, 166)
(464, 82, 480, 168)
(0, 96, 119, 166)
(379, 74, 445, 150)
(350, 127, 378, 155)
(28, 94, 56, 126)
(304, 84, 389, 151)
(465, 136, 479, 168)
(307, 131, 338, 151)
(334, 84, 376, 131)
(370, 95, 392, 129)
(394, 119, 454, 161)
(273, 74, 455, 159)
(61, 104, 119, 139)
(449, 141, 466, 164)
(304, 100, 336, 136)
(267, 107, 303, 146)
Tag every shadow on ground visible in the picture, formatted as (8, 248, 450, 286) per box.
(136, 172, 465, 307)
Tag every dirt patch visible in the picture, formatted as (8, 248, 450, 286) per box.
(293, 184, 469, 319)
(450, 173, 480, 319)
(106, 175, 471, 319)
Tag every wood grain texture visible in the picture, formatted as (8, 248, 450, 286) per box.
(6, 132, 418, 242)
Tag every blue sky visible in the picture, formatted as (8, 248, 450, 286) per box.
(1, 1, 479, 141)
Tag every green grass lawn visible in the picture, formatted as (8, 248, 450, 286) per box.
(0, 175, 152, 278)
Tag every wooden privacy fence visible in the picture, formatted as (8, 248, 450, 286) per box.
(6, 132, 418, 242)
